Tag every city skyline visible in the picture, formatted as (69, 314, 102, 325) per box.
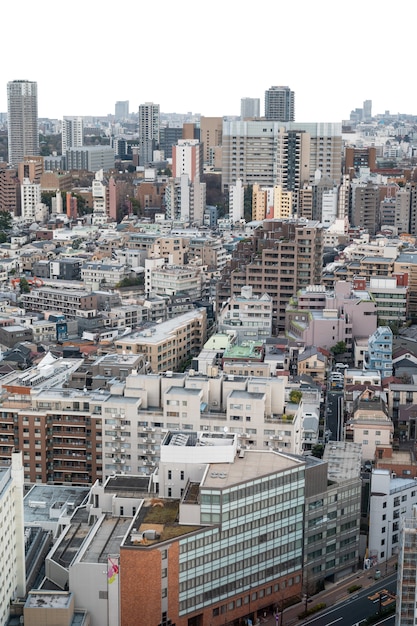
(2, 0, 417, 123)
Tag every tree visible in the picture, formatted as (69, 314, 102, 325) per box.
(0, 211, 13, 231)
(19, 277, 30, 294)
(330, 341, 346, 355)
(311, 444, 324, 459)
(289, 389, 302, 404)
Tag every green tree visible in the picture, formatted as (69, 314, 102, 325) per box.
(311, 444, 324, 459)
(331, 341, 347, 355)
(0, 211, 13, 231)
(19, 277, 30, 294)
(289, 389, 302, 404)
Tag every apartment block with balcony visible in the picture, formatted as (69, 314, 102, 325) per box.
(364, 326, 393, 378)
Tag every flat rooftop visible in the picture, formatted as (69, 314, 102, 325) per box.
(203, 450, 303, 489)
(24, 484, 89, 524)
(323, 442, 362, 482)
(25, 591, 73, 609)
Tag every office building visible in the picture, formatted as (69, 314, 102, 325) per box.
(62, 116, 83, 152)
(264, 85, 294, 121)
(66, 146, 115, 172)
(241, 97, 260, 119)
(120, 443, 304, 626)
(115, 100, 129, 120)
(7, 80, 39, 166)
(138, 102, 160, 165)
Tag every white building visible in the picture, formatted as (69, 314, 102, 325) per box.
(62, 116, 83, 153)
(92, 169, 107, 225)
(368, 469, 417, 567)
(7, 80, 39, 166)
(229, 178, 244, 223)
(0, 452, 26, 626)
(20, 178, 41, 223)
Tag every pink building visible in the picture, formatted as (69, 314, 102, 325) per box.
(285, 281, 377, 351)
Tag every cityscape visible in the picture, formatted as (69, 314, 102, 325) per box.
(2, 78, 417, 626)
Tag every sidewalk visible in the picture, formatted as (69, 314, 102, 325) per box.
(259, 557, 398, 626)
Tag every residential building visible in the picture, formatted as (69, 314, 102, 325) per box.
(17, 155, 44, 183)
(229, 178, 244, 222)
(0, 163, 20, 214)
(264, 85, 295, 121)
(364, 326, 393, 378)
(159, 126, 184, 159)
(351, 181, 381, 236)
(369, 469, 417, 571)
(0, 452, 26, 626)
(138, 102, 160, 165)
(7, 80, 39, 166)
(222, 121, 342, 192)
(114, 308, 207, 372)
(240, 97, 260, 119)
(297, 347, 327, 383)
(217, 286, 273, 341)
(172, 139, 203, 183)
(345, 390, 393, 461)
(285, 282, 377, 352)
(81, 261, 130, 289)
(394, 252, 417, 321)
(199, 116, 222, 165)
(20, 177, 42, 223)
(21, 287, 98, 319)
(368, 275, 408, 326)
(227, 219, 324, 332)
(62, 116, 83, 152)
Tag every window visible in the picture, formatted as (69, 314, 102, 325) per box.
(168, 470, 172, 480)
(168, 488, 172, 497)
(180, 471, 184, 480)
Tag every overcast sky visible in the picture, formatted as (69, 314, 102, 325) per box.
(3, 0, 416, 123)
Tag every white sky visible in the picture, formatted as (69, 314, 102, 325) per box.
(3, 0, 416, 123)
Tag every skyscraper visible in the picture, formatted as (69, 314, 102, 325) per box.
(62, 116, 83, 153)
(115, 100, 129, 120)
(138, 102, 160, 166)
(240, 97, 260, 119)
(7, 80, 39, 166)
(264, 85, 295, 121)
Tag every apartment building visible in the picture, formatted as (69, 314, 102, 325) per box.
(222, 120, 342, 192)
(345, 391, 393, 461)
(228, 219, 324, 332)
(369, 469, 417, 570)
(217, 285, 273, 341)
(22, 287, 98, 319)
(114, 308, 207, 372)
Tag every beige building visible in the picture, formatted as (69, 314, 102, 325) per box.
(115, 308, 207, 372)
(200, 116, 222, 165)
(345, 391, 393, 461)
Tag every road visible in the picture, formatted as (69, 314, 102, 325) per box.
(326, 390, 343, 441)
(298, 573, 397, 626)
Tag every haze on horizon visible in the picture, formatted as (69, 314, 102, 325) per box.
(3, 0, 416, 122)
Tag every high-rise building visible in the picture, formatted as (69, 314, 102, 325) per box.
(229, 178, 244, 222)
(200, 116, 222, 165)
(241, 97, 260, 119)
(172, 139, 203, 183)
(138, 102, 160, 166)
(222, 120, 342, 193)
(264, 85, 295, 121)
(115, 100, 129, 120)
(62, 116, 83, 153)
(7, 80, 39, 166)
(363, 99, 372, 121)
